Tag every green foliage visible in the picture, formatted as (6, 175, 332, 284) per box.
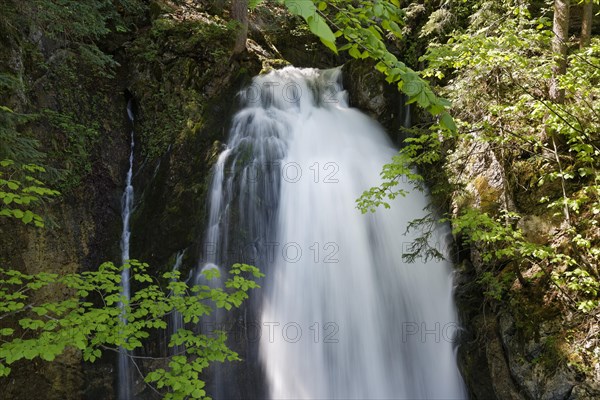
(280, 0, 455, 125)
(356, 153, 422, 213)
(129, 14, 236, 159)
(0, 260, 263, 398)
(555, 267, 600, 312)
(356, 0, 600, 326)
(356, 120, 455, 214)
(0, 103, 102, 193)
(0, 100, 44, 167)
(280, 0, 337, 52)
(284, 0, 459, 219)
(0, 160, 59, 227)
(42, 110, 100, 190)
(12, 0, 145, 75)
(0, 0, 148, 192)
(478, 270, 515, 301)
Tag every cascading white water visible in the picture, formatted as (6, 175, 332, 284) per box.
(204, 66, 466, 399)
(196, 67, 314, 399)
(118, 99, 135, 400)
(256, 67, 466, 399)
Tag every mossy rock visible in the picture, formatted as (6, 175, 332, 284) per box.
(472, 175, 502, 212)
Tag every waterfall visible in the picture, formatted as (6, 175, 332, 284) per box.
(118, 99, 135, 400)
(203, 66, 466, 399)
(197, 67, 294, 399)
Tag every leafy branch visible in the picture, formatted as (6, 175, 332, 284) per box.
(0, 261, 264, 399)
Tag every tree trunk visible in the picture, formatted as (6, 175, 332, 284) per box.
(548, 0, 572, 224)
(550, 0, 570, 103)
(231, 0, 249, 55)
(581, 0, 593, 48)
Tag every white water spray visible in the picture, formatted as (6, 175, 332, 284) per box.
(258, 68, 466, 399)
(204, 66, 466, 399)
(118, 99, 135, 400)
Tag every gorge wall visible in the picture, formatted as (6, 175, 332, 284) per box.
(1, 1, 599, 399)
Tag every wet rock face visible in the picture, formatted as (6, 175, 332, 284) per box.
(458, 290, 600, 400)
(569, 383, 600, 400)
(447, 130, 600, 400)
(343, 61, 388, 116)
(125, 8, 261, 269)
(454, 260, 526, 400)
(499, 312, 600, 400)
(498, 313, 573, 400)
(341, 60, 408, 141)
(0, 7, 129, 398)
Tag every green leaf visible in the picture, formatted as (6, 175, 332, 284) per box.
(415, 90, 430, 108)
(320, 38, 337, 54)
(402, 80, 422, 97)
(40, 351, 56, 362)
(0, 249, 262, 393)
(306, 15, 337, 52)
(22, 211, 34, 224)
(440, 113, 457, 132)
(0, 365, 11, 377)
(0, 328, 14, 336)
(348, 45, 361, 58)
(284, 0, 317, 19)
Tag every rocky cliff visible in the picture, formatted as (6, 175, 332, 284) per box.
(1, 1, 598, 399)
